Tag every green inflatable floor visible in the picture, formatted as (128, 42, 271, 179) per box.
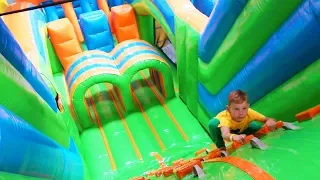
(65, 69, 212, 179)
(53, 67, 320, 180)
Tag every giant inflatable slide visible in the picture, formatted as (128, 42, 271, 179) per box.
(0, 0, 320, 179)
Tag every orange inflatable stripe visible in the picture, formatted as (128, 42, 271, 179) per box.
(110, 39, 150, 56)
(158, 72, 166, 97)
(61, 2, 84, 42)
(130, 87, 166, 150)
(151, 152, 166, 168)
(114, 46, 164, 63)
(111, 4, 140, 43)
(69, 68, 120, 96)
(87, 91, 117, 170)
(64, 50, 110, 70)
(83, 96, 95, 124)
(295, 104, 320, 122)
(113, 86, 126, 111)
(109, 39, 147, 54)
(47, 18, 83, 69)
(66, 58, 116, 84)
(118, 54, 167, 74)
(140, 71, 188, 141)
(106, 83, 143, 160)
(206, 157, 274, 180)
(113, 46, 157, 64)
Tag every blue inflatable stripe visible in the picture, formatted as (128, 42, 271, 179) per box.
(0, 18, 57, 112)
(152, 0, 175, 34)
(116, 50, 161, 68)
(199, 0, 320, 116)
(193, 0, 217, 17)
(66, 54, 114, 80)
(0, 105, 83, 179)
(199, 0, 248, 63)
(68, 63, 117, 89)
(112, 41, 153, 59)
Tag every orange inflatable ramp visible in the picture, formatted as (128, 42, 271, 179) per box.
(47, 18, 83, 70)
(111, 4, 140, 43)
(296, 104, 320, 122)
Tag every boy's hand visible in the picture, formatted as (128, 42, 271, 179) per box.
(232, 134, 246, 144)
(265, 119, 277, 131)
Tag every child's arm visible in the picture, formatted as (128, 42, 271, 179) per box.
(221, 126, 246, 143)
(263, 117, 277, 131)
(249, 109, 277, 131)
(221, 126, 232, 141)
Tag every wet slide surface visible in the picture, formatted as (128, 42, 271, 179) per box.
(74, 69, 211, 179)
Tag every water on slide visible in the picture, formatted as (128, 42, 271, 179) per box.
(55, 69, 212, 179)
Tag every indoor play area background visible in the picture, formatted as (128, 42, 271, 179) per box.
(1, 0, 320, 179)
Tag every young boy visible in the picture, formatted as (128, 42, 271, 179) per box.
(208, 90, 277, 151)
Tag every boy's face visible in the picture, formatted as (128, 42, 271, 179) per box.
(227, 101, 249, 122)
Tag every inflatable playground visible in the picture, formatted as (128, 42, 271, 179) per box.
(1, 0, 320, 179)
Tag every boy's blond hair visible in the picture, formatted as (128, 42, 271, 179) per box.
(228, 90, 248, 105)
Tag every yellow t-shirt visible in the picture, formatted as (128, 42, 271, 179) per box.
(216, 108, 266, 133)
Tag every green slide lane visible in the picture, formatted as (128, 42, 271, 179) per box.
(165, 98, 211, 144)
(88, 84, 141, 170)
(81, 127, 113, 180)
(131, 70, 213, 164)
(124, 113, 164, 158)
(131, 72, 185, 149)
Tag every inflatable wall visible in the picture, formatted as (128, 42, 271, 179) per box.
(1, 0, 320, 179)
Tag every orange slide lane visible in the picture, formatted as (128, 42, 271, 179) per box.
(87, 91, 117, 170)
(130, 87, 166, 151)
(140, 71, 189, 141)
(206, 157, 274, 180)
(84, 94, 95, 125)
(105, 84, 143, 160)
(151, 152, 166, 168)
